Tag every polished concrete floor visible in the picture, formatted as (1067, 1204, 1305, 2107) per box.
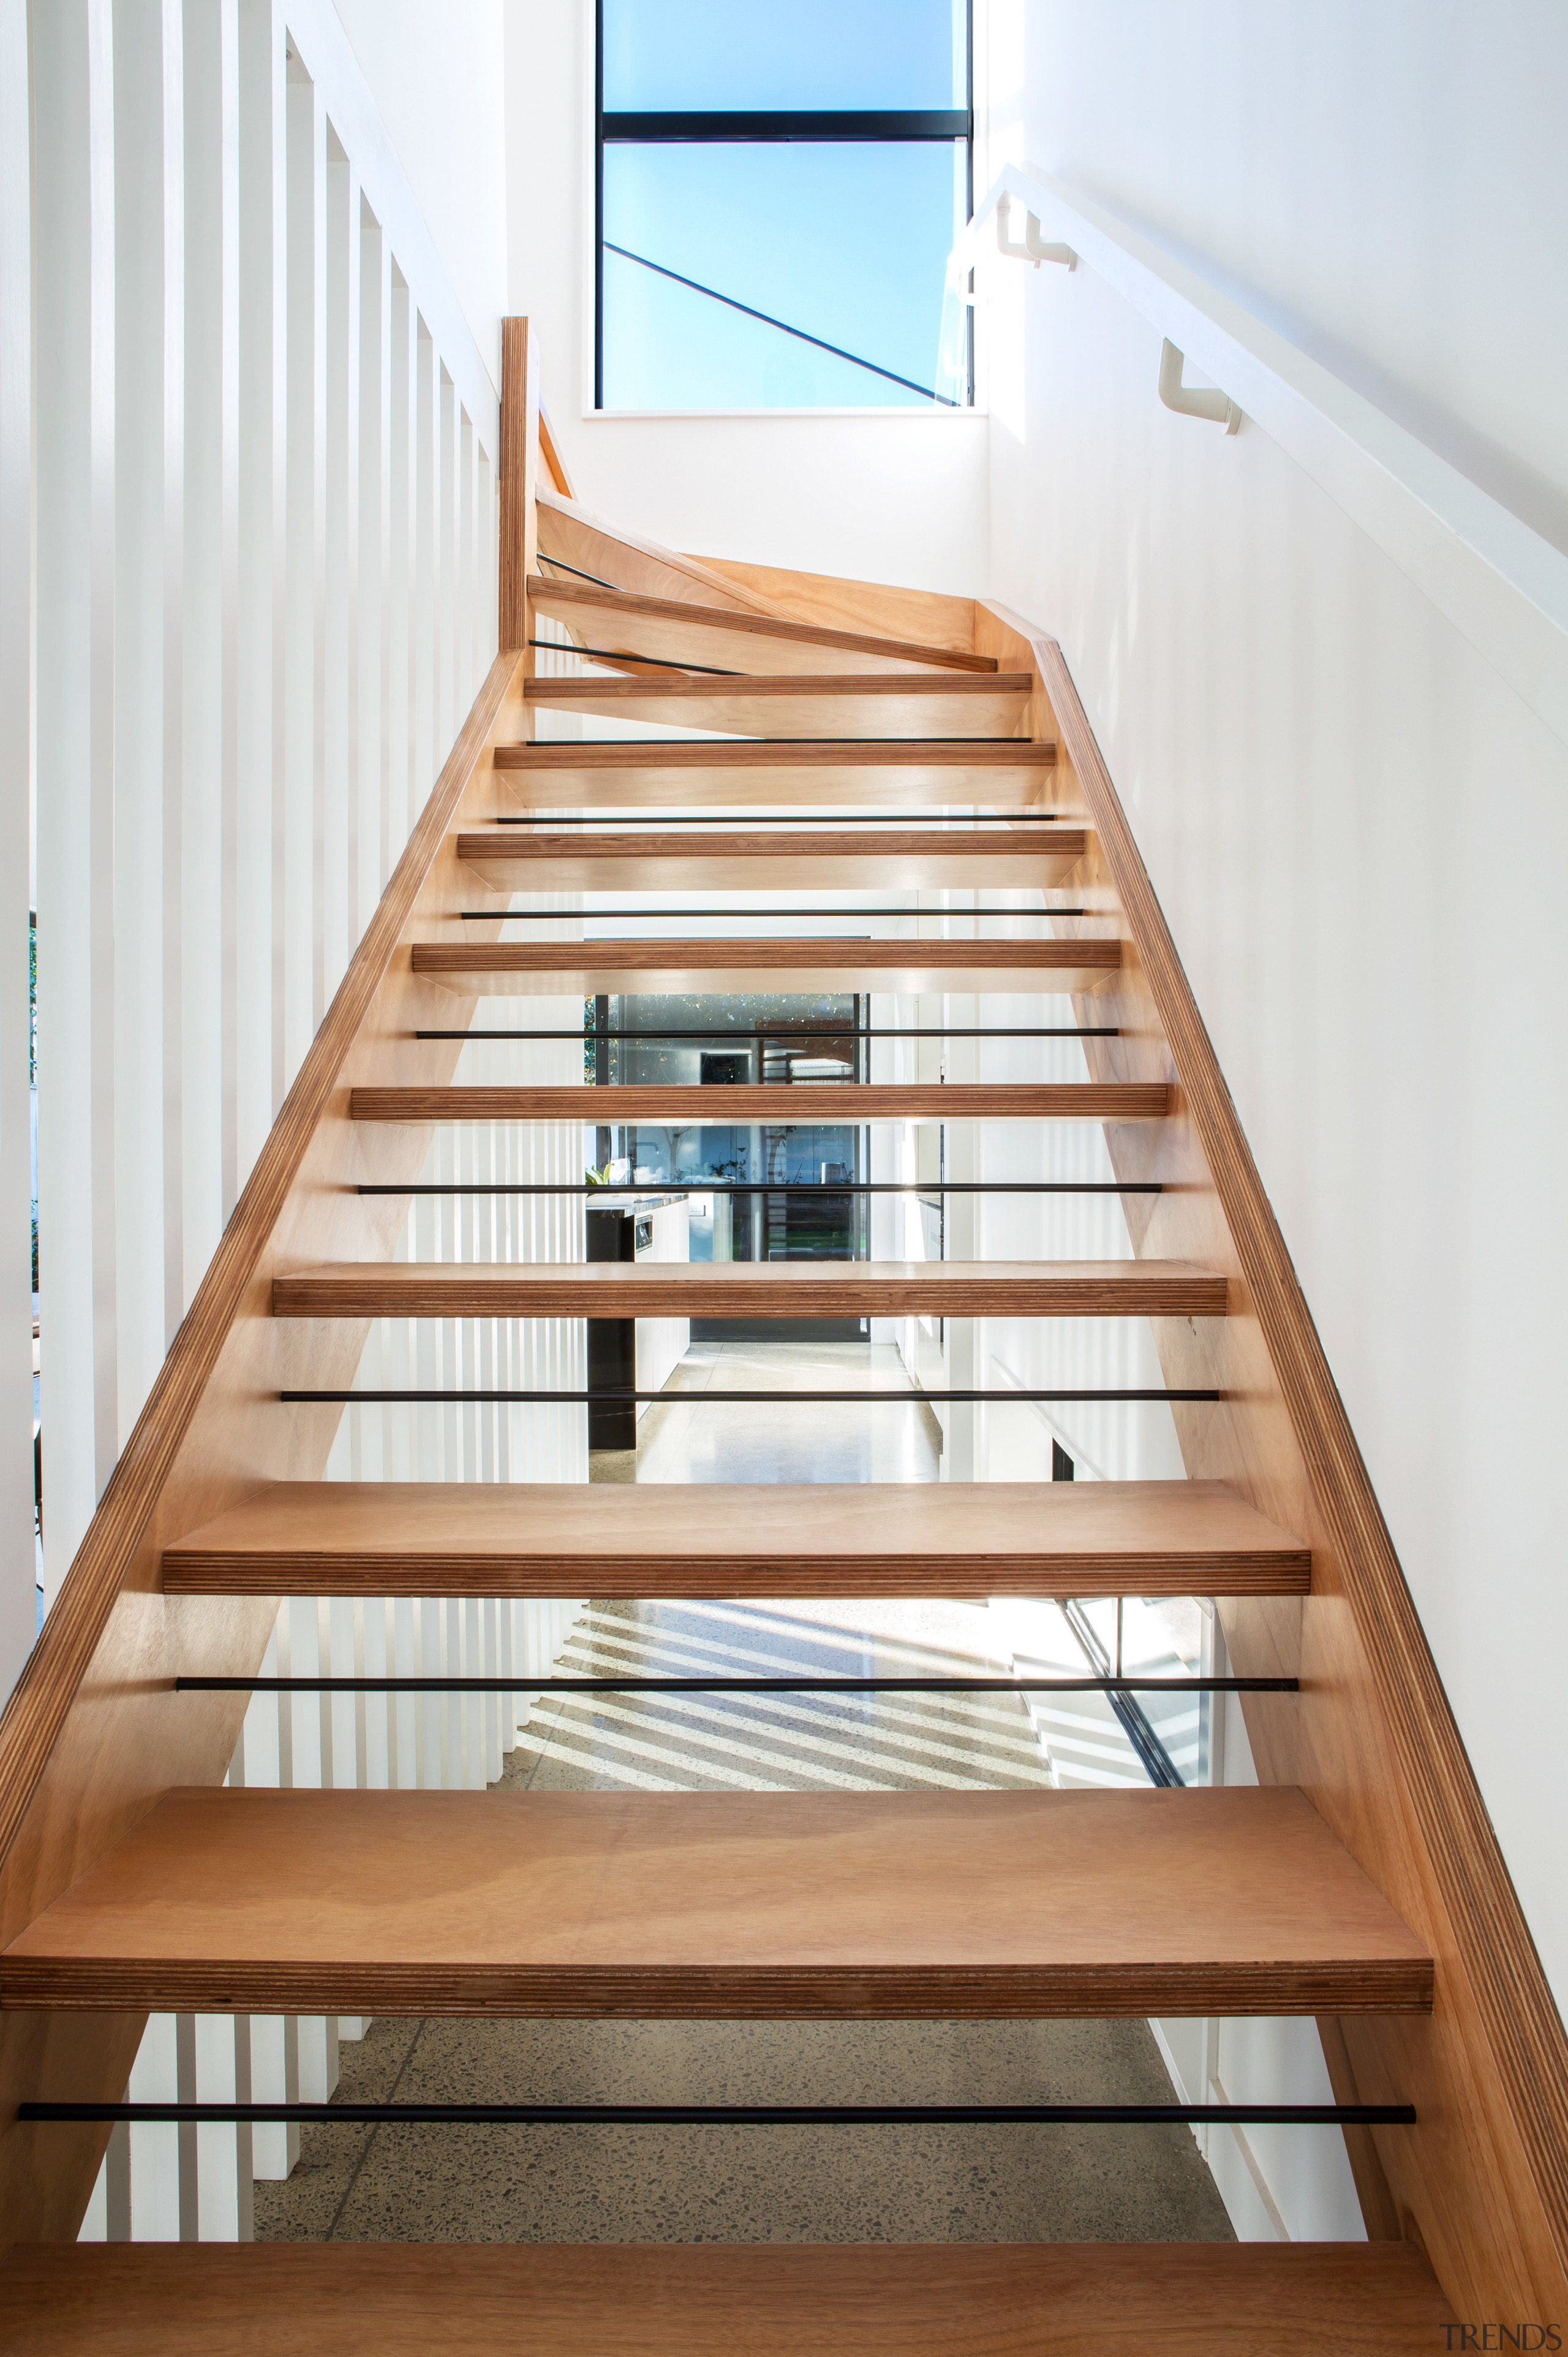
(589, 1337, 944, 1487)
(254, 1341, 1234, 2247)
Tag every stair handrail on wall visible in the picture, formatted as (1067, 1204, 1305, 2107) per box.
(944, 163, 1568, 752)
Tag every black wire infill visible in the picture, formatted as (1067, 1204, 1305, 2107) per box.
(490, 806, 1071, 826)
(178, 1676, 1297, 1697)
(461, 906, 1089, 921)
(284, 1386, 1220, 1406)
(415, 1026, 1120, 1041)
(23, 2099, 1415, 2128)
(358, 1182, 1164, 1198)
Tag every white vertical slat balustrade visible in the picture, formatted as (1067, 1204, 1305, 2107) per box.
(8, 0, 590, 2250)
(0, 0, 34, 1700)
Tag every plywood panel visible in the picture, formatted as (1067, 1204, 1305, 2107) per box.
(524, 673, 1031, 740)
(456, 823, 1088, 890)
(161, 1477, 1312, 1597)
(1, 1787, 1432, 2017)
(529, 577, 998, 677)
(536, 485, 780, 618)
(491, 739, 1057, 808)
(0, 2241, 1459, 2356)
(350, 1080, 1154, 1121)
(690, 547, 982, 654)
(270, 1259, 1230, 1322)
(411, 941, 1119, 995)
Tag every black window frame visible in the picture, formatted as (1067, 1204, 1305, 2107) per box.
(594, 0, 975, 412)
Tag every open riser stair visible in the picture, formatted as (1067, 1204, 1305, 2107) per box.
(1, 314, 1564, 2353)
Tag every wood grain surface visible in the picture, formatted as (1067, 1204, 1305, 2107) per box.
(491, 738, 1057, 808)
(410, 939, 1120, 995)
(498, 320, 538, 654)
(536, 399, 575, 501)
(523, 672, 1031, 740)
(977, 600, 1568, 2317)
(537, 485, 782, 619)
(160, 1477, 1311, 1596)
(270, 1258, 1230, 1322)
(688, 546, 982, 654)
(350, 1080, 1154, 1121)
(0, 2240, 1458, 2355)
(1, 1787, 1432, 2018)
(529, 575, 998, 677)
(456, 823, 1088, 890)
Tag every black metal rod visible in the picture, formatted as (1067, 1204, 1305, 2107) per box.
(459, 907, 1089, 920)
(529, 638, 742, 679)
(177, 1676, 1297, 1696)
(415, 1027, 1121, 1041)
(492, 812, 1071, 826)
(21, 2100, 1414, 2127)
(357, 1182, 1163, 1197)
(283, 1388, 1219, 1405)
(537, 553, 621, 592)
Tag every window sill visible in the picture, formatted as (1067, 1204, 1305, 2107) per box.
(584, 406, 988, 423)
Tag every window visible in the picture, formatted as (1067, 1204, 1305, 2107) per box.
(595, 0, 973, 412)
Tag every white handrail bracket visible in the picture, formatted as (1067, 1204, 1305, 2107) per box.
(1158, 339, 1242, 434)
(996, 200, 1077, 272)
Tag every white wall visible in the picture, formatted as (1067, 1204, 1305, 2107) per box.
(982, 0, 1568, 2026)
(500, 0, 989, 591)
(329, 0, 508, 386)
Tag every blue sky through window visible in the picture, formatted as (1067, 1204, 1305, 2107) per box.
(601, 0, 967, 112)
(598, 1, 971, 410)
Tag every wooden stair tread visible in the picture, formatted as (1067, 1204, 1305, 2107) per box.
(410, 938, 1118, 993)
(271, 1259, 1230, 1320)
(523, 672, 1033, 740)
(491, 739, 1055, 806)
(1, 1787, 1432, 2016)
(456, 823, 1088, 889)
(0, 2240, 1458, 2353)
(529, 573, 1001, 676)
(350, 1081, 1159, 1121)
(161, 1477, 1311, 1596)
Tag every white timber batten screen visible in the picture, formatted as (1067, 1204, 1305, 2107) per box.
(2, 0, 587, 2241)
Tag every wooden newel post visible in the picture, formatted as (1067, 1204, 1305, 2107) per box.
(499, 316, 540, 659)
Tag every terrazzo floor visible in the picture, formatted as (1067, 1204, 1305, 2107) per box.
(253, 1341, 1234, 2247)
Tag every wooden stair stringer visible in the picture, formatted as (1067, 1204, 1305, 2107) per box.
(977, 597, 1568, 2320)
(0, 651, 533, 2245)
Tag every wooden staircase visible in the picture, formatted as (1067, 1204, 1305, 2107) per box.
(0, 321, 1564, 2350)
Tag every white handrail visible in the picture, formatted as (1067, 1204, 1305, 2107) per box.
(944, 163, 1568, 751)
